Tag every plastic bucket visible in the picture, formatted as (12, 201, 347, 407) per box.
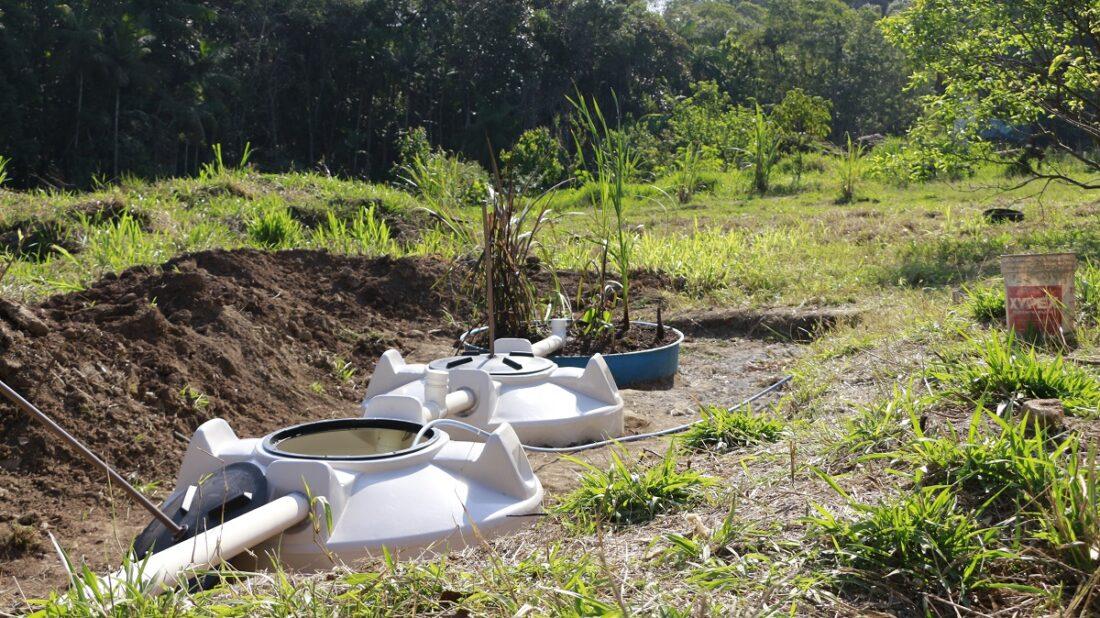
(461, 321, 684, 388)
(1000, 253, 1076, 336)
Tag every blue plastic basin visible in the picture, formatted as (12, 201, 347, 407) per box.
(460, 321, 684, 388)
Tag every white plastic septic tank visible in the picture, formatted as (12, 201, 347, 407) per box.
(360, 321, 625, 447)
(171, 413, 543, 570)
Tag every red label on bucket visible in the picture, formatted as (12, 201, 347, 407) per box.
(1006, 285, 1063, 334)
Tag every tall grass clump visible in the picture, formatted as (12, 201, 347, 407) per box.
(746, 104, 780, 195)
(810, 485, 1006, 601)
(680, 404, 784, 452)
(248, 202, 303, 249)
(312, 206, 398, 256)
(553, 448, 713, 530)
(1032, 444, 1100, 575)
(423, 154, 557, 338)
(895, 410, 1100, 592)
(673, 145, 704, 204)
(83, 213, 165, 272)
(961, 284, 1006, 325)
(0, 155, 10, 187)
(834, 133, 863, 205)
(930, 333, 1100, 417)
(397, 127, 487, 209)
(899, 409, 1068, 507)
(1078, 260, 1100, 324)
(199, 142, 253, 180)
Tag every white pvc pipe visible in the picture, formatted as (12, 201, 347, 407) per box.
(114, 493, 310, 596)
(531, 318, 570, 357)
(445, 388, 475, 416)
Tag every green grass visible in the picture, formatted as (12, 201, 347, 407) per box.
(898, 408, 1068, 507)
(552, 448, 714, 531)
(809, 485, 1007, 601)
(680, 405, 785, 452)
(5, 152, 1100, 614)
(962, 283, 1006, 325)
(247, 202, 303, 249)
(929, 333, 1100, 417)
(836, 382, 923, 456)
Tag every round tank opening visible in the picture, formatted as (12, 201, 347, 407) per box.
(262, 418, 437, 460)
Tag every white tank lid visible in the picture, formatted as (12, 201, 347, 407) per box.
(427, 353, 555, 376)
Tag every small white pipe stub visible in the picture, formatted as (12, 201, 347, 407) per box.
(531, 319, 569, 357)
(112, 493, 310, 596)
(444, 388, 476, 417)
(425, 369, 449, 410)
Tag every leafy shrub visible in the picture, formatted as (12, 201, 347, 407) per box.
(930, 333, 1100, 417)
(499, 127, 566, 192)
(248, 204, 303, 249)
(666, 81, 753, 170)
(397, 127, 488, 210)
(773, 88, 831, 186)
(396, 127, 432, 170)
(810, 485, 1005, 599)
(0, 155, 10, 187)
(772, 88, 832, 150)
(553, 448, 713, 530)
(681, 405, 784, 452)
(961, 284, 1006, 325)
(865, 128, 976, 185)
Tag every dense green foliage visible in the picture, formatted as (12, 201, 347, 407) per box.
(884, 0, 1100, 186)
(0, 0, 917, 188)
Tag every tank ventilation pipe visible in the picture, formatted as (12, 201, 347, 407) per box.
(111, 492, 310, 597)
(425, 369, 476, 419)
(531, 318, 570, 358)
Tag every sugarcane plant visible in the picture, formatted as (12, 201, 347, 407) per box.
(570, 92, 641, 332)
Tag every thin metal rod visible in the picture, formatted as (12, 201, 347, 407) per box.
(0, 379, 184, 536)
(482, 192, 496, 357)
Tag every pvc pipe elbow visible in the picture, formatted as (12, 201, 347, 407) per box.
(532, 319, 569, 357)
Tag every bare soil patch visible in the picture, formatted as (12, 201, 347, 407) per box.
(669, 306, 862, 342)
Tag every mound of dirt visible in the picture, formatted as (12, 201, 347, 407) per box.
(0, 249, 459, 581)
(0, 247, 695, 605)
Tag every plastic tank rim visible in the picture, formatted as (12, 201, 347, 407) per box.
(261, 418, 439, 461)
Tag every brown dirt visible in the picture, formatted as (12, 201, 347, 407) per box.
(0, 248, 824, 608)
(669, 306, 863, 342)
(0, 249, 462, 604)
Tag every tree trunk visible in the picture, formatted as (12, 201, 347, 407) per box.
(74, 73, 83, 151)
(113, 87, 120, 178)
